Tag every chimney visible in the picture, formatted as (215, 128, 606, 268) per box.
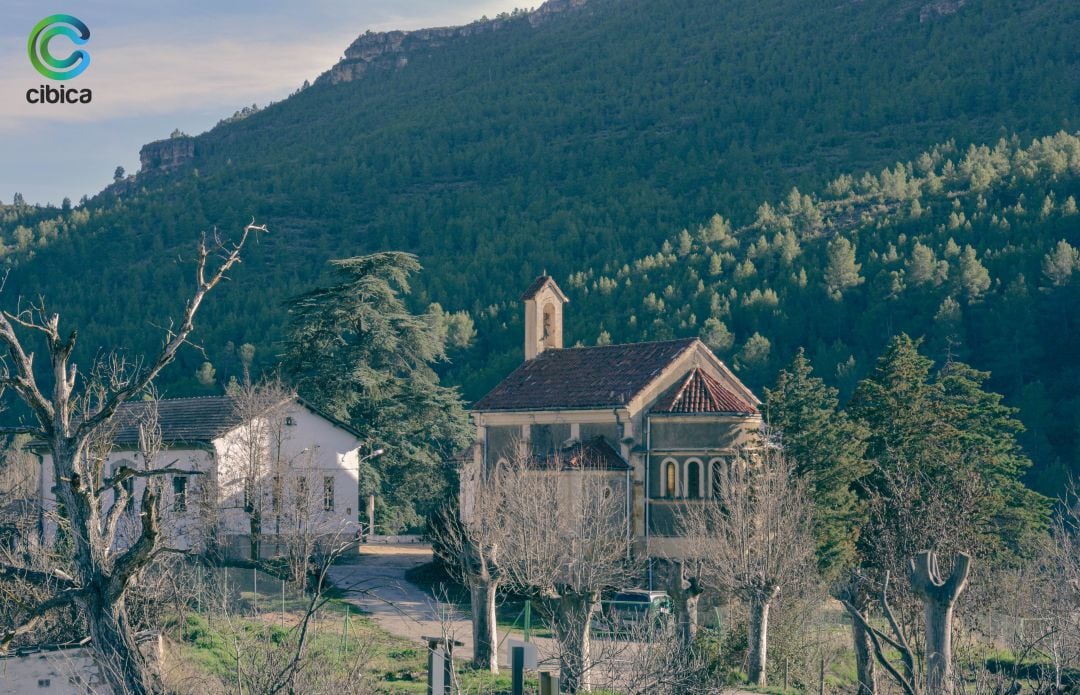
(521, 275, 568, 360)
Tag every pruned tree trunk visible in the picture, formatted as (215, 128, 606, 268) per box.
(81, 593, 156, 695)
(554, 591, 595, 693)
(0, 224, 263, 695)
(747, 589, 777, 688)
(851, 612, 877, 695)
(909, 551, 970, 695)
(665, 560, 702, 646)
(470, 576, 499, 672)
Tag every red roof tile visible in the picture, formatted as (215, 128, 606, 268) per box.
(651, 368, 758, 415)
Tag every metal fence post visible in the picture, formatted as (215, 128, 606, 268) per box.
(512, 646, 525, 695)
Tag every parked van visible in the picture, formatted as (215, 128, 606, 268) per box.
(601, 590, 671, 634)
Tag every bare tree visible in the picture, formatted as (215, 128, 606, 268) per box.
(587, 617, 718, 695)
(910, 551, 970, 694)
(0, 223, 265, 695)
(489, 454, 634, 693)
(223, 375, 295, 561)
(432, 494, 502, 673)
(1040, 495, 1080, 690)
(841, 551, 972, 695)
(231, 531, 365, 694)
(676, 444, 816, 688)
(1008, 490, 1080, 692)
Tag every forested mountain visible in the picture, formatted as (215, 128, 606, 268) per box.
(0, 0, 1077, 487)
(532, 132, 1079, 492)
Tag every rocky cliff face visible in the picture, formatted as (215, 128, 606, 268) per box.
(918, 0, 967, 22)
(139, 136, 195, 174)
(318, 0, 589, 85)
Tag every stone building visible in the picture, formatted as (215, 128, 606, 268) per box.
(466, 276, 762, 577)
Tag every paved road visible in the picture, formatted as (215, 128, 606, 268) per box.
(327, 544, 481, 658)
(327, 544, 755, 693)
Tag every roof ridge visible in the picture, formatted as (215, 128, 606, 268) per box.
(541, 336, 698, 354)
(668, 368, 701, 408)
(128, 395, 233, 403)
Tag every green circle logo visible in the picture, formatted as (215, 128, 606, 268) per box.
(28, 15, 91, 81)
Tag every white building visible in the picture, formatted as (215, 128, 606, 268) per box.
(38, 396, 364, 556)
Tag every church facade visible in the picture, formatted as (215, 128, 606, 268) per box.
(467, 276, 762, 561)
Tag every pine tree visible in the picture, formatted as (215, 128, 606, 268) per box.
(1042, 239, 1079, 287)
(734, 332, 771, 386)
(958, 245, 991, 300)
(849, 335, 1047, 568)
(283, 252, 472, 530)
(824, 237, 864, 300)
(765, 349, 870, 575)
(906, 242, 941, 286)
(700, 317, 734, 353)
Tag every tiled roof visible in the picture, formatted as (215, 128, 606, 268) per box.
(533, 436, 630, 471)
(473, 338, 699, 411)
(651, 368, 758, 415)
(521, 275, 568, 302)
(109, 396, 244, 445)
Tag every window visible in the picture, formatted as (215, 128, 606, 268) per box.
(295, 476, 308, 510)
(685, 460, 702, 499)
(664, 460, 678, 498)
(323, 476, 335, 512)
(112, 460, 136, 514)
(542, 302, 556, 345)
(172, 476, 188, 512)
(709, 458, 729, 499)
(122, 476, 135, 514)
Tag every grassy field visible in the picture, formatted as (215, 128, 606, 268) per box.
(162, 566, 525, 694)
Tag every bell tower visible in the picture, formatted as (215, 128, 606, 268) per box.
(522, 275, 568, 360)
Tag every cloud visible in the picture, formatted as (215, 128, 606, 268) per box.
(0, 1, 523, 131)
(0, 0, 524, 202)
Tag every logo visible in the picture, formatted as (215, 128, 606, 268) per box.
(26, 15, 92, 104)
(28, 15, 90, 80)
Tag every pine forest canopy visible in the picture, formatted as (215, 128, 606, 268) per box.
(0, 0, 1077, 492)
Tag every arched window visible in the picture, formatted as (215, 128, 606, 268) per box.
(709, 457, 728, 499)
(683, 458, 704, 499)
(663, 459, 678, 498)
(542, 302, 557, 347)
(685, 460, 702, 499)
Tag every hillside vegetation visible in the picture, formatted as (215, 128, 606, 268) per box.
(0, 0, 1077, 488)
(531, 132, 1080, 492)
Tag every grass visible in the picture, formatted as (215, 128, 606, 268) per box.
(168, 565, 535, 693)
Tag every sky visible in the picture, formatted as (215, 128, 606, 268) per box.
(0, 0, 524, 206)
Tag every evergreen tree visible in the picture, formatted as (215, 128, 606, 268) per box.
(824, 237, 864, 300)
(1042, 239, 1079, 287)
(958, 244, 991, 300)
(907, 241, 943, 286)
(734, 332, 772, 386)
(765, 349, 870, 575)
(283, 252, 472, 531)
(848, 335, 1047, 567)
(700, 317, 734, 353)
